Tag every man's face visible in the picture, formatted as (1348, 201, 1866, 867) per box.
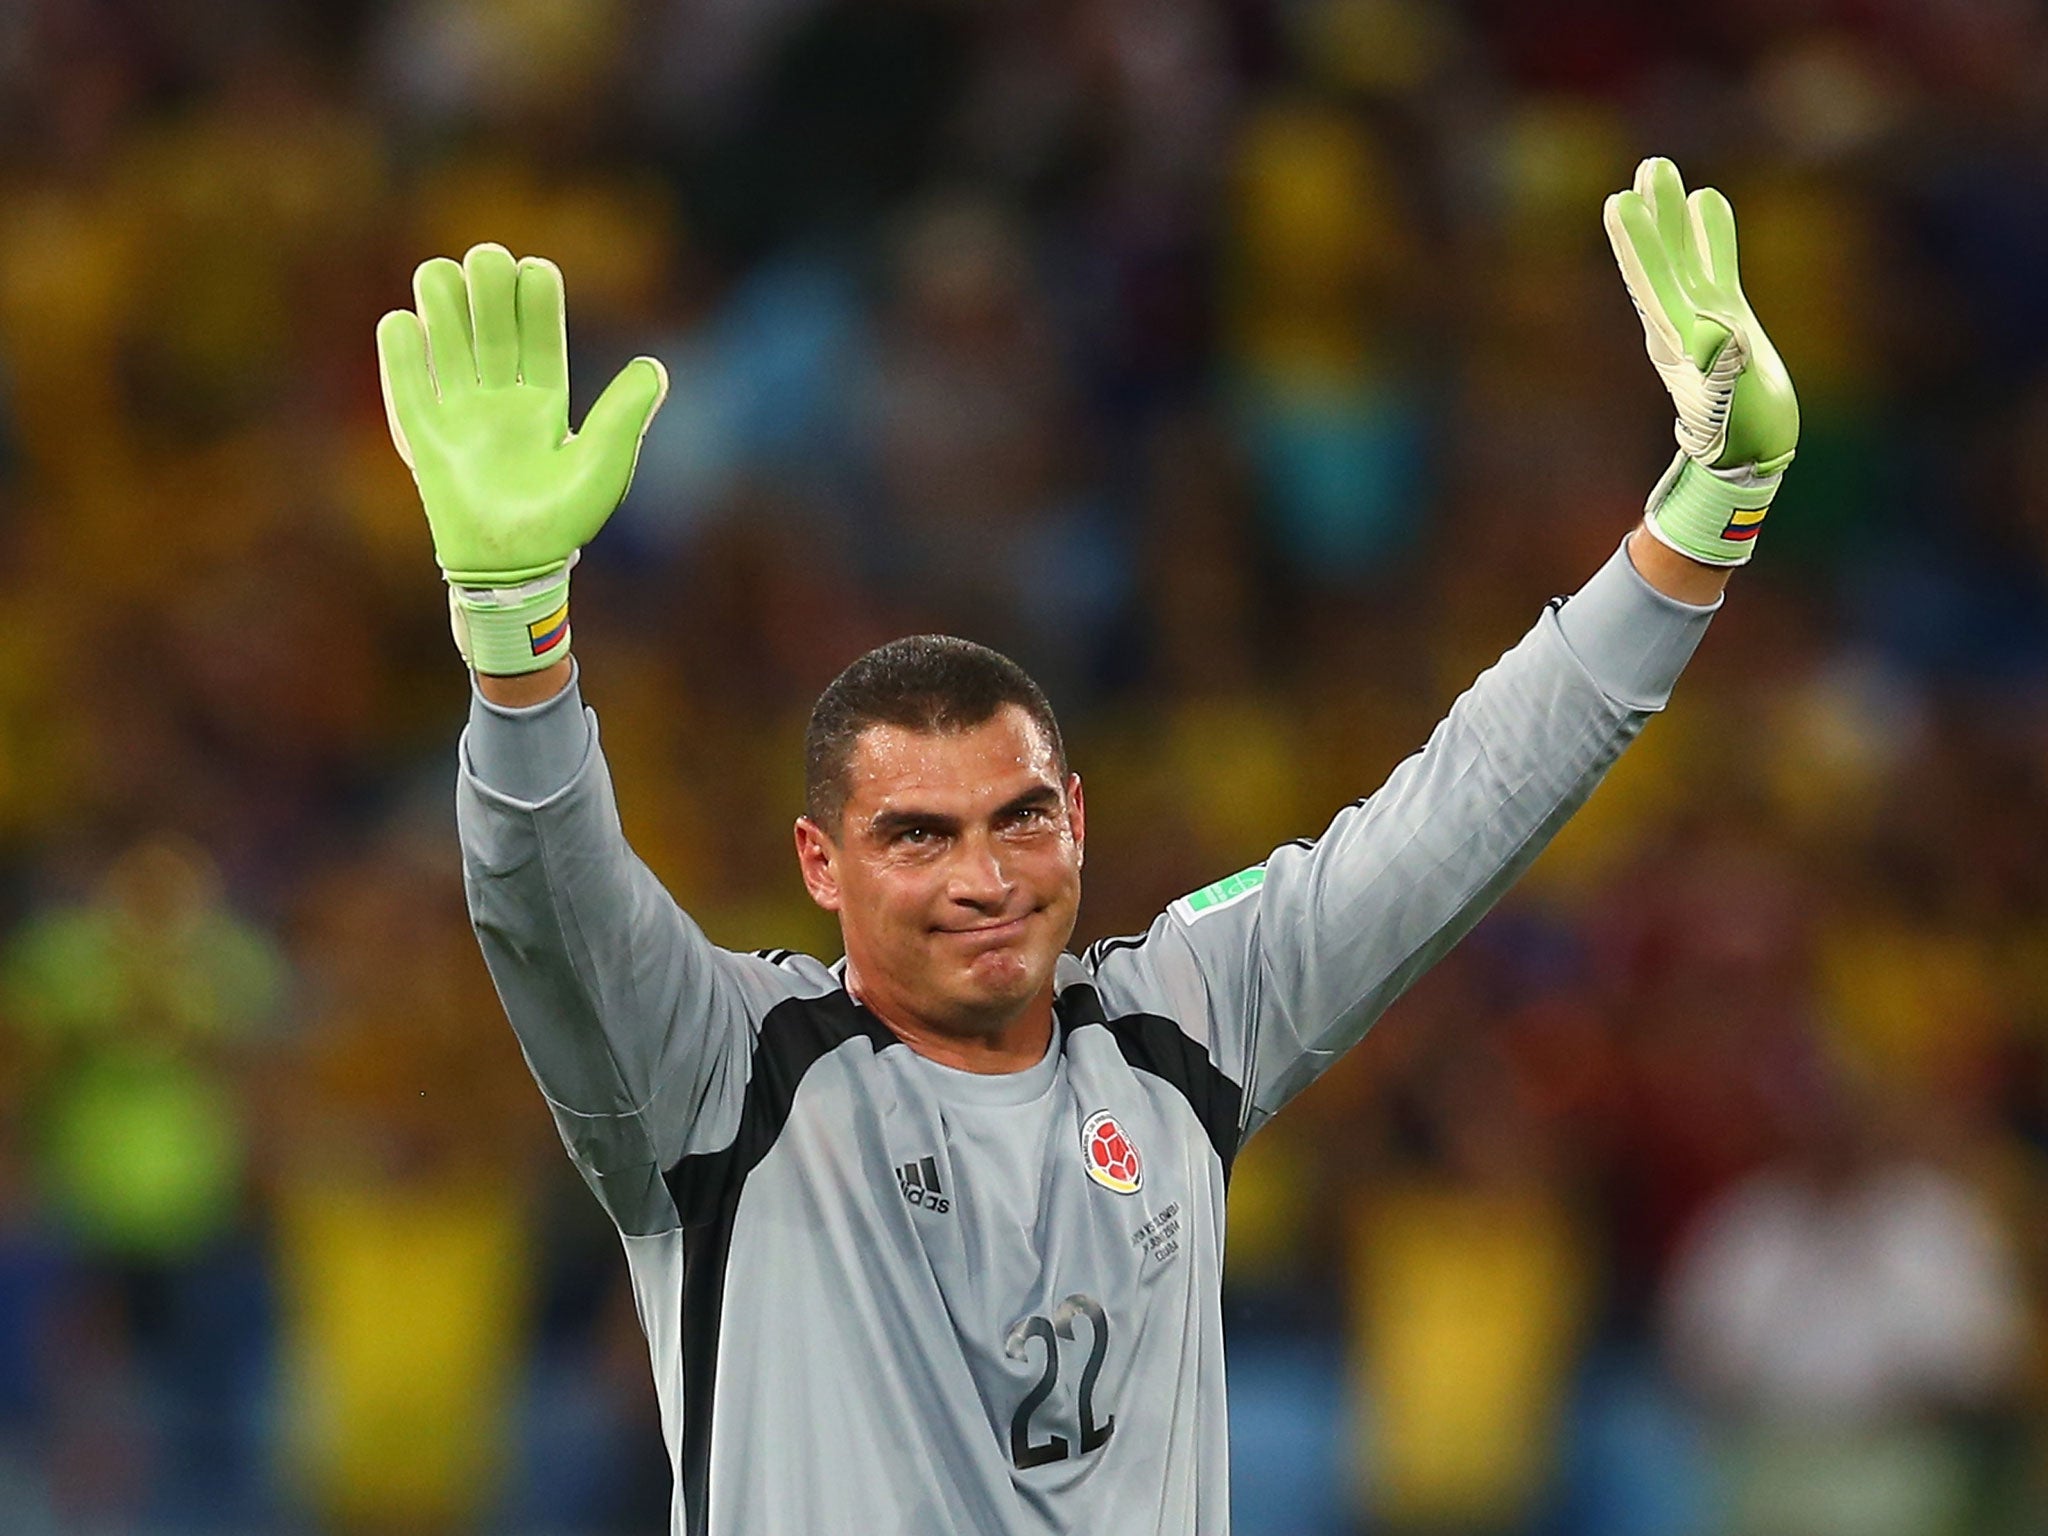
(794, 705, 1085, 1041)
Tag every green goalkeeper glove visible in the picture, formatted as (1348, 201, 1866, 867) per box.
(376, 243, 667, 674)
(1604, 157, 1798, 566)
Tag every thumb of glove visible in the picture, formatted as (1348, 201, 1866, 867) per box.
(563, 356, 670, 536)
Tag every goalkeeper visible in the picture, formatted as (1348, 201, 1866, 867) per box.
(378, 157, 1795, 1536)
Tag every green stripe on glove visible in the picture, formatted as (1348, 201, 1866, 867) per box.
(1604, 158, 1799, 566)
(376, 243, 667, 672)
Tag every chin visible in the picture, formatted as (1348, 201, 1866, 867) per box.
(953, 951, 1049, 1016)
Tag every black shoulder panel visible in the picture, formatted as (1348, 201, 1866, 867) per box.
(663, 988, 898, 1224)
(664, 988, 900, 1536)
(1056, 981, 1245, 1179)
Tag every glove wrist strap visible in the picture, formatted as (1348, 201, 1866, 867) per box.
(1642, 451, 1787, 568)
(447, 560, 573, 675)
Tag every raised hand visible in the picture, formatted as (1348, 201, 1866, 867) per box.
(377, 243, 667, 672)
(1605, 158, 1798, 566)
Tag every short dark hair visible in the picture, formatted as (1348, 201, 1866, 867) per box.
(804, 636, 1067, 830)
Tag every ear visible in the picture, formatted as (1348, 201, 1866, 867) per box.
(793, 816, 843, 912)
(1065, 773, 1086, 870)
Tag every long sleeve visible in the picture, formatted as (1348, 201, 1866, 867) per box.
(458, 674, 835, 1234)
(1086, 539, 1717, 1144)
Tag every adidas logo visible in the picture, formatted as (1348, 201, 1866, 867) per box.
(897, 1155, 951, 1214)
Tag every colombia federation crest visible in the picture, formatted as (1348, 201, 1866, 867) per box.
(1081, 1110, 1143, 1194)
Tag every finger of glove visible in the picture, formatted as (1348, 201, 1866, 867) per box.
(464, 243, 521, 389)
(1636, 158, 1693, 260)
(413, 258, 477, 395)
(375, 309, 435, 469)
(570, 356, 670, 528)
(515, 256, 569, 394)
(1605, 192, 1691, 352)
(1688, 187, 1743, 295)
(1640, 157, 1720, 305)
(582, 355, 668, 447)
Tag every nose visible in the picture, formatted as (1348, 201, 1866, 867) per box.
(946, 834, 1013, 912)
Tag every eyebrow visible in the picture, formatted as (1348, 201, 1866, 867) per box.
(866, 784, 1062, 840)
(867, 808, 954, 841)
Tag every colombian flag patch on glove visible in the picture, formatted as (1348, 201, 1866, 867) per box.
(528, 602, 570, 656)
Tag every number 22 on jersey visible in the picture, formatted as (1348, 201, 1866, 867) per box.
(1005, 1294, 1115, 1469)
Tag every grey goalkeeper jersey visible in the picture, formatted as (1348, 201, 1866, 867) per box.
(456, 542, 1715, 1536)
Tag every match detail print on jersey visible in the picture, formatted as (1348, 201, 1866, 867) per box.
(1081, 1110, 1143, 1194)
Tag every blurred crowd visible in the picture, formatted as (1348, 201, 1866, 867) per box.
(3, 0, 2048, 1532)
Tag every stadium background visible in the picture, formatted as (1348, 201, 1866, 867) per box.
(2, 0, 2046, 1531)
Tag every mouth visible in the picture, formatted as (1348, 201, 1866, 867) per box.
(937, 912, 1034, 944)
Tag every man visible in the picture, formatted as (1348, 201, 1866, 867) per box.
(376, 157, 1796, 1535)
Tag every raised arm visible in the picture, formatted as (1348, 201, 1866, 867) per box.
(1088, 157, 1798, 1142)
(455, 678, 827, 1235)
(379, 248, 818, 1235)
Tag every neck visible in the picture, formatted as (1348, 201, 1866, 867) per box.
(844, 963, 1056, 1074)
